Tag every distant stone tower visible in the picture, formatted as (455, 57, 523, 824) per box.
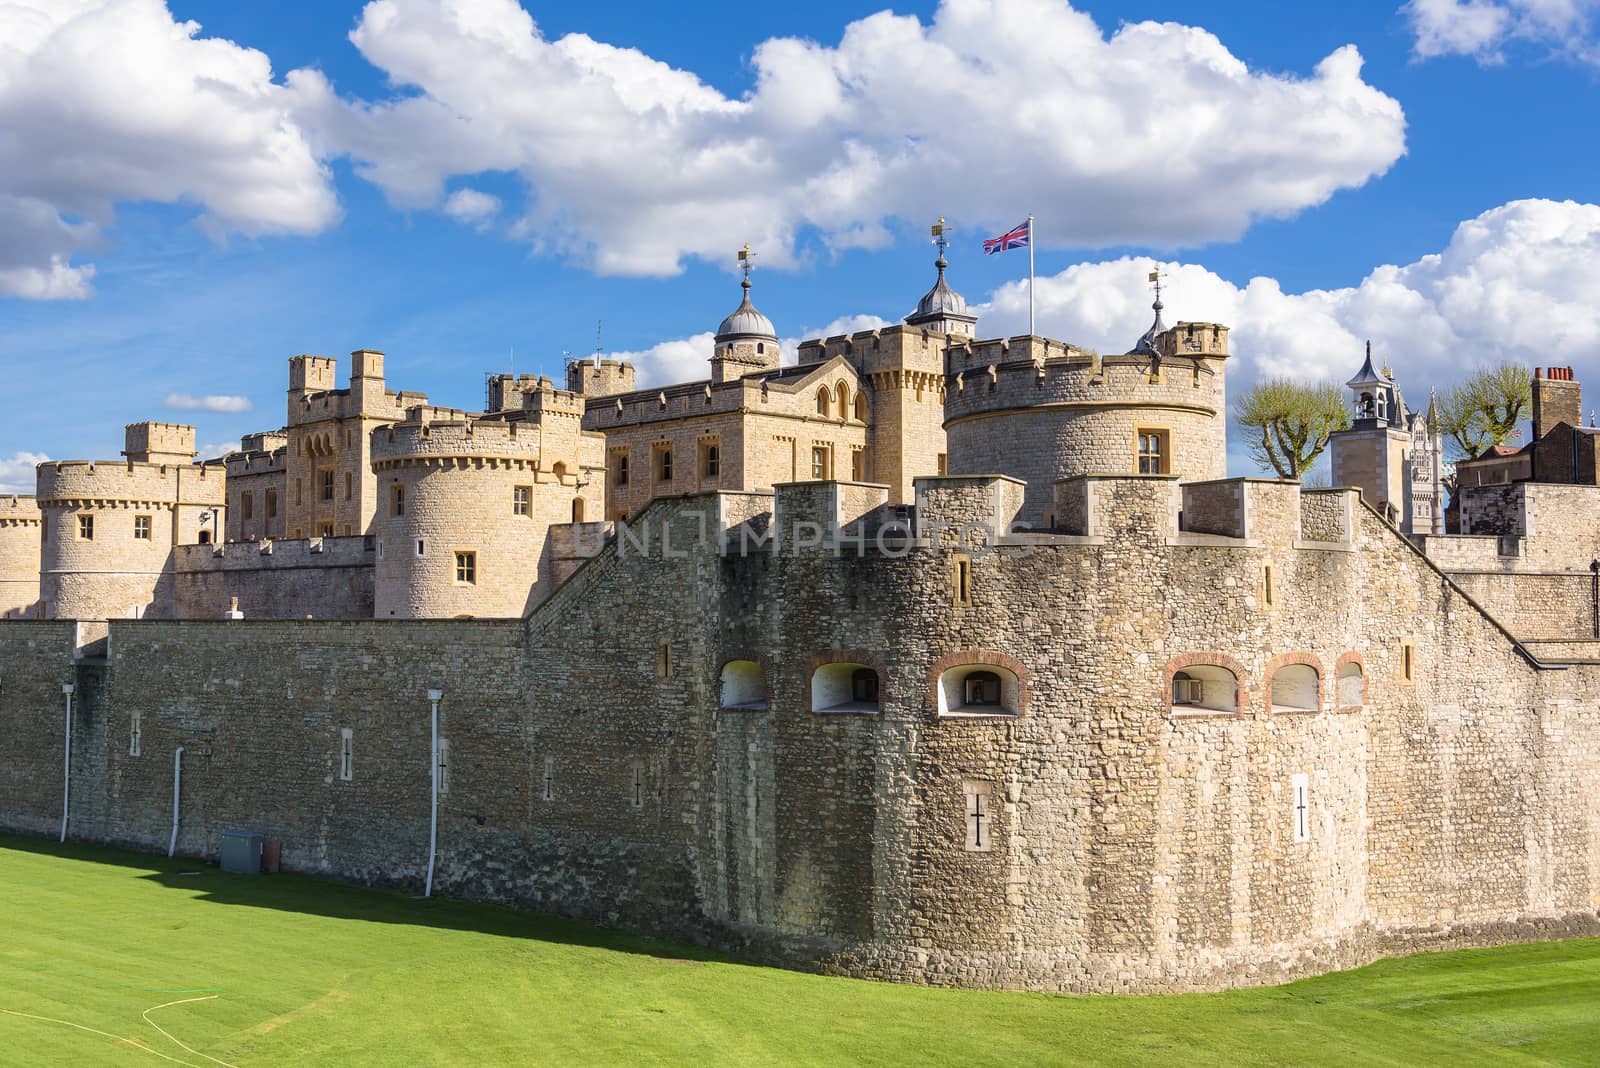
(709, 246, 780, 384)
(943, 279, 1230, 528)
(371, 381, 606, 619)
(35, 423, 225, 620)
(1329, 343, 1443, 533)
(0, 494, 42, 618)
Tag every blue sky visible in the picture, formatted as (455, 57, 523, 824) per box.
(3, 0, 1599, 491)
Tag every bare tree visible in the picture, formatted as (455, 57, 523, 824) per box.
(1234, 379, 1351, 480)
(1435, 363, 1533, 460)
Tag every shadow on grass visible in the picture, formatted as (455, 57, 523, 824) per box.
(0, 831, 740, 969)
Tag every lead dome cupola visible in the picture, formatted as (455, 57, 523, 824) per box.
(715, 277, 776, 342)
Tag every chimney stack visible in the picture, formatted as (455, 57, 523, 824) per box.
(1532, 367, 1581, 442)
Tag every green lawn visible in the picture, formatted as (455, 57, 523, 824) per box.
(1, 835, 1597, 1066)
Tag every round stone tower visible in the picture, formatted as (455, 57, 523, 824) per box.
(35, 424, 225, 620)
(371, 392, 605, 619)
(942, 313, 1230, 528)
(0, 494, 42, 619)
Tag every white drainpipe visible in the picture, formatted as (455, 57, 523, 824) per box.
(425, 688, 443, 897)
(168, 747, 185, 857)
(59, 683, 74, 843)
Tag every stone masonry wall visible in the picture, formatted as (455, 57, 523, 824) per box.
(0, 495, 41, 618)
(1, 481, 1598, 994)
(171, 538, 374, 620)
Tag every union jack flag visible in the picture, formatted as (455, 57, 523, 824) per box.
(983, 219, 1030, 255)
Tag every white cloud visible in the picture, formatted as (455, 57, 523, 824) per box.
(0, 451, 48, 495)
(611, 313, 892, 388)
(197, 440, 241, 460)
(0, 0, 339, 299)
(442, 187, 501, 227)
(165, 393, 253, 413)
(1404, 0, 1600, 63)
(295, 0, 1406, 276)
(977, 198, 1600, 397)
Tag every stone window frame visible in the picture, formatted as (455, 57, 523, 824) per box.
(698, 436, 721, 482)
(1135, 426, 1172, 475)
(810, 443, 833, 480)
(77, 513, 94, 541)
(512, 484, 531, 516)
(951, 553, 972, 606)
(657, 639, 674, 683)
(850, 446, 867, 481)
(928, 649, 1031, 721)
(854, 391, 868, 423)
(806, 649, 888, 715)
(963, 780, 995, 852)
(240, 491, 254, 522)
(133, 515, 152, 541)
(453, 550, 477, 585)
(129, 710, 141, 758)
(815, 387, 831, 418)
(1399, 640, 1416, 684)
(612, 448, 630, 487)
(1266, 651, 1325, 715)
(1164, 652, 1247, 718)
(338, 727, 354, 782)
(653, 442, 673, 484)
(319, 467, 335, 502)
(1262, 563, 1275, 608)
(718, 655, 771, 711)
(436, 736, 451, 795)
(1334, 651, 1366, 711)
(265, 488, 278, 520)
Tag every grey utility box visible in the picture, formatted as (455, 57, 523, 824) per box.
(220, 831, 264, 874)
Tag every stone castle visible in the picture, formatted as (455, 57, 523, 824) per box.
(1, 248, 1598, 994)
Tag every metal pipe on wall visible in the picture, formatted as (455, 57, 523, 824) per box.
(59, 683, 74, 843)
(425, 688, 443, 897)
(168, 747, 185, 857)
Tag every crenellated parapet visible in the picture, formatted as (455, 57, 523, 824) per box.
(941, 325, 1230, 528)
(0, 494, 42, 619)
(36, 459, 225, 509)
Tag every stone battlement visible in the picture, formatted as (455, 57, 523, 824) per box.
(35, 459, 225, 505)
(372, 418, 547, 467)
(1, 495, 41, 525)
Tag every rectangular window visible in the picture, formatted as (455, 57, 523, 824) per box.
(295, 478, 303, 506)
(542, 756, 554, 802)
(437, 737, 450, 795)
(1401, 641, 1415, 683)
(1263, 564, 1275, 607)
(615, 451, 629, 487)
(133, 515, 151, 540)
(655, 445, 673, 483)
(513, 485, 531, 516)
(1136, 429, 1170, 474)
(811, 445, 831, 480)
(339, 727, 353, 782)
(1291, 773, 1310, 842)
(937, 452, 948, 476)
(320, 468, 334, 502)
(699, 440, 720, 480)
(77, 514, 94, 540)
(455, 551, 476, 584)
(241, 492, 254, 521)
(630, 762, 646, 809)
(851, 448, 866, 481)
(964, 781, 993, 852)
(392, 484, 405, 517)
(416, 538, 426, 557)
(954, 556, 972, 606)
(265, 489, 278, 519)
(657, 640, 673, 682)
(129, 711, 141, 758)
(344, 471, 352, 500)
(319, 523, 334, 538)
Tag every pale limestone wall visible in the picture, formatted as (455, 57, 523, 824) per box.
(590, 360, 871, 521)
(225, 449, 286, 543)
(35, 459, 225, 620)
(372, 418, 605, 619)
(282, 352, 426, 540)
(0, 495, 41, 619)
(1330, 427, 1408, 521)
(944, 341, 1227, 528)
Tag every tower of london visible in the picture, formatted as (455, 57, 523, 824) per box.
(2, 252, 1598, 994)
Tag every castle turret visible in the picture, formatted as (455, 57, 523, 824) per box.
(709, 246, 780, 384)
(0, 494, 42, 619)
(942, 279, 1229, 528)
(123, 422, 196, 465)
(904, 221, 977, 338)
(1329, 342, 1442, 532)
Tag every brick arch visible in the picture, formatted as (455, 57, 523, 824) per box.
(805, 649, 888, 713)
(1334, 650, 1366, 707)
(1263, 650, 1326, 712)
(718, 652, 774, 710)
(926, 649, 1032, 716)
(1163, 651, 1249, 712)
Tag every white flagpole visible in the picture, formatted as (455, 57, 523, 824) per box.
(1027, 214, 1036, 337)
